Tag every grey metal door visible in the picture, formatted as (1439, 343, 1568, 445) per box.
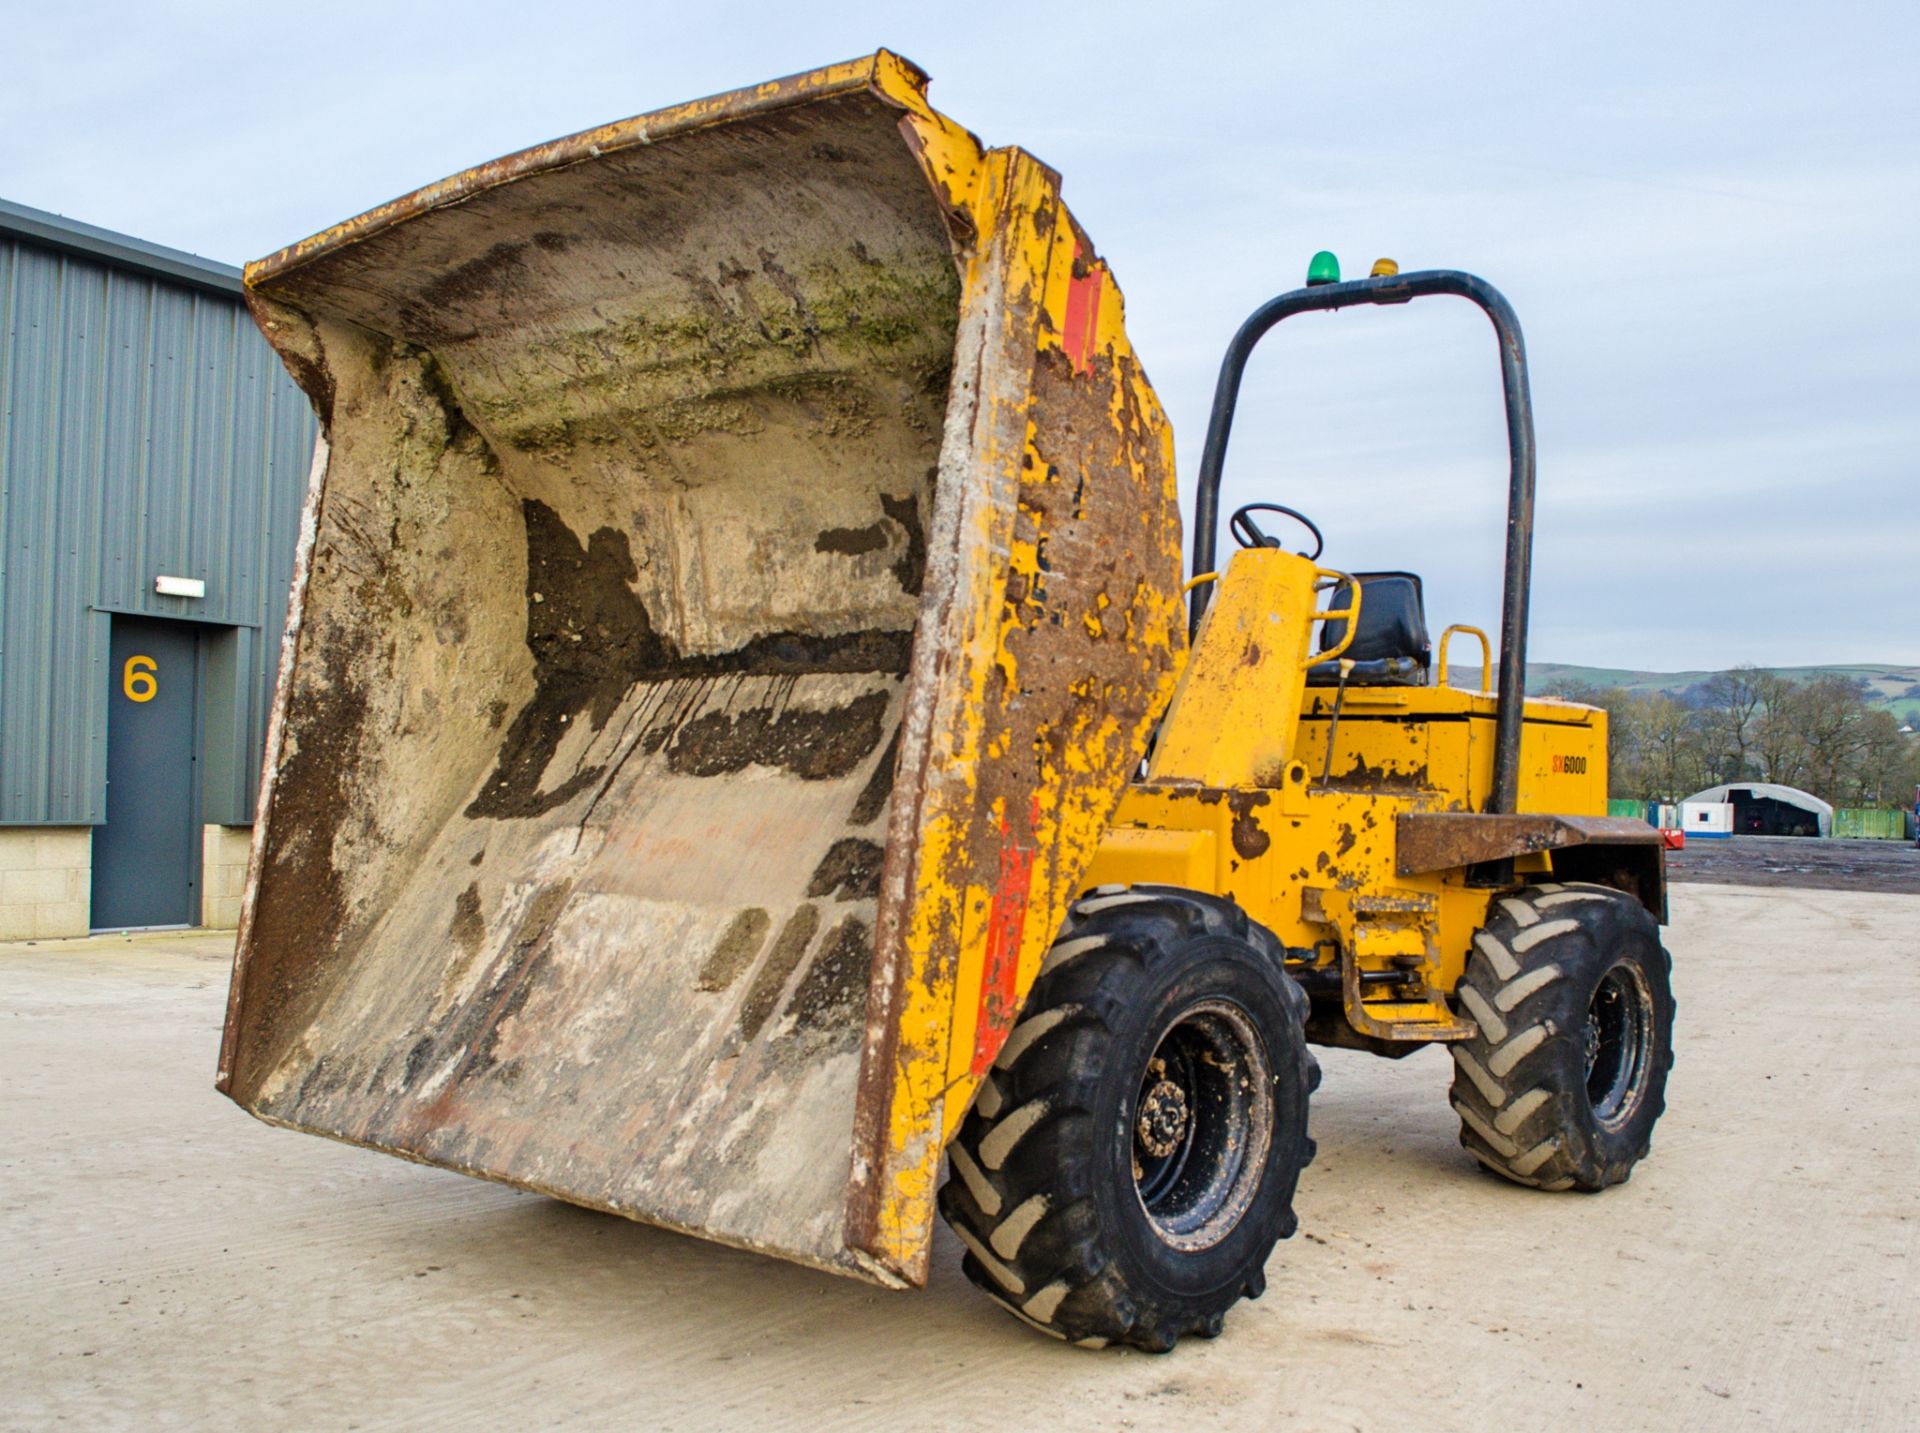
(92, 617, 199, 928)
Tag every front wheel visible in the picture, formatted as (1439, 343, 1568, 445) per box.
(1449, 882, 1676, 1191)
(937, 886, 1317, 1351)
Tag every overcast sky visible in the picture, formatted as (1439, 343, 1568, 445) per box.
(7, 2, 1916, 670)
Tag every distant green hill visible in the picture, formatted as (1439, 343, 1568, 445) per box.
(1526, 663, 1920, 726)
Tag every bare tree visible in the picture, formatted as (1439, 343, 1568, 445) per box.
(1751, 670, 1806, 787)
(1693, 665, 1767, 783)
(1639, 693, 1707, 801)
(1780, 675, 1881, 798)
(1843, 710, 1920, 805)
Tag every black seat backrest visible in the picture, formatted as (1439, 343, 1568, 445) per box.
(1308, 571, 1430, 686)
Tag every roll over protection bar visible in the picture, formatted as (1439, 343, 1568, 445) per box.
(1188, 269, 1538, 816)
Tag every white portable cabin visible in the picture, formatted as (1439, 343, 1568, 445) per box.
(1680, 802, 1734, 838)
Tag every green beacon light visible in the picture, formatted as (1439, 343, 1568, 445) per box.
(1305, 250, 1341, 286)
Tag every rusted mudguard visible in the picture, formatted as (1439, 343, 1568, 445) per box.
(1395, 812, 1668, 920)
(217, 52, 1183, 1287)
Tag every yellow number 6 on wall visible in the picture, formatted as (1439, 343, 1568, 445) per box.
(123, 655, 158, 703)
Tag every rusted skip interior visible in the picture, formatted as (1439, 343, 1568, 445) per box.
(225, 91, 964, 1273)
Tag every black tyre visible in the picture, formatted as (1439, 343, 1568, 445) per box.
(1449, 882, 1675, 1191)
(937, 885, 1317, 1351)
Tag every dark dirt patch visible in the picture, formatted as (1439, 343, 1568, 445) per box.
(247, 296, 335, 427)
(850, 727, 901, 826)
(739, 905, 820, 1042)
(403, 1037, 434, 1085)
(667, 690, 890, 781)
(382, 877, 577, 1125)
(1227, 790, 1271, 861)
(784, 915, 871, 1045)
(807, 839, 885, 901)
(1668, 835, 1920, 894)
(879, 493, 925, 595)
(276, 347, 337, 429)
(1316, 751, 1432, 794)
(468, 499, 910, 814)
(464, 880, 573, 1077)
(813, 492, 922, 594)
(698, 908, 772, 992)
(450, 882, 485, 955)
(470, 500, 912, 820)
(728, 630, 912, 674)
(417, 349, 477, 448)
(466, 500, 675, 819)
(407, 242, 531, 338)
(230, 636, 367, 1104)
(815, 521, 891, 557)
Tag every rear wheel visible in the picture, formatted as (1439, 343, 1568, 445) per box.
(1449, 882, 1675, 1190)
(937, 886, 1316, 1351)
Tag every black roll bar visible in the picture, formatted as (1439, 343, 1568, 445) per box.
(1188, 269, 1537, 816)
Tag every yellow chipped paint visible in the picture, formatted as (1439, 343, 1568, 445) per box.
(849, 64, 1184, 1280)
(1149, 547, 1330, 787)
(1084, 550, 1611, 1040)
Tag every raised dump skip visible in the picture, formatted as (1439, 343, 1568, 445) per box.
(217, 53, 1185, 1286)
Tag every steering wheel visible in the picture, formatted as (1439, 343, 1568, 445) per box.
(1229, 502, 1324, 561)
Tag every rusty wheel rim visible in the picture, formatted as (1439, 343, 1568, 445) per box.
(1586, 959, 1654, 1129)
(1131, 999, 1273, 1252)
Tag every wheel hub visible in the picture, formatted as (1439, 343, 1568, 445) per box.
(1136, 1078, 1190, 1158)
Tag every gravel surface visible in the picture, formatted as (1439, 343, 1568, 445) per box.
(1668, 834, 1920, 894)
(5, 888, 1917, 1431)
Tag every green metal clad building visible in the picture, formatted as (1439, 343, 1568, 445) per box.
(0, 198, 317, 938)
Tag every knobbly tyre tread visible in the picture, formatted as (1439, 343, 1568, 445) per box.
(938, 884, 1318, 1351)
(1449, 881, 1676, 1192)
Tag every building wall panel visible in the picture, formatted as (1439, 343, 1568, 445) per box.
(0, 230, 318, 826)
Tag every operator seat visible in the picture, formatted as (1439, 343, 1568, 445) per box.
(1307, 571, 1430, 686)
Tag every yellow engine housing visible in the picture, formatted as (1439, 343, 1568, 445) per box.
(1083, 546, 1630, 1045)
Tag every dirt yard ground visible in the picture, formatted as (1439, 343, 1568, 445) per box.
(4, 883, 1915, 1431)
(1668, 834, 1920, 894)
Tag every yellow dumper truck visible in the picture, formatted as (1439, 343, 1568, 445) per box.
(219, 51, 1674, 1350)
